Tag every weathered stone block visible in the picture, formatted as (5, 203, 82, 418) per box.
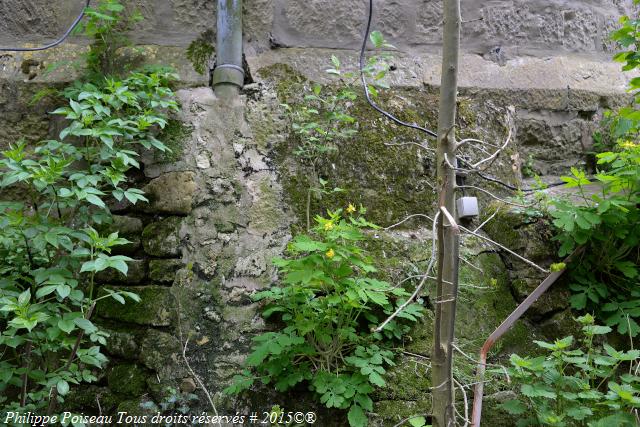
(148, 259, 183, 284)
(96, 286, 174, 326)
(103, 328, 140, 360)
(143, 171, 196, 215)
(139, 329, 186, 380)
(142, 217, 183, 257)
(95, 259, 147, 285)
(103, 215, 144, 255)
(107, 363, 148, 397)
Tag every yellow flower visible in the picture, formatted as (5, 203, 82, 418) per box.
(325, 248, 335, 259)
(620, 140, 637, 150)
(346, 203, 356, 214)
(324, 222, 334, 231)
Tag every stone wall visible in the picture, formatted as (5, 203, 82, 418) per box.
(0, 0, 636, 425)
(1, 0, 636, 55)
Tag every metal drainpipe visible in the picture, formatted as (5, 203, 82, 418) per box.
(212, 0, 244, 98)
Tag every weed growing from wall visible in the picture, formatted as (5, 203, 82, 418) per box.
(499, 315, 640, 425)
(225, 208, 424, 427)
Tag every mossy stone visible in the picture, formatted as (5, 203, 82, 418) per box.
(115, 398, 157, 427)
(139, 329, 187, 380)
(97, 215, 143, 255)
(96, 286, 174, 326)
(64, 385, 119, 414)
(142, 216, 183, 257)
(149, 259, 183, 284)
(95, 258, 147, 285)
(258, 63, 492, 228)
(107, 363, 148, 397)
(211, 203, 245, 233)
(143, 171, 196, 215)
(103, 327, 140, 360)
(372, 399, 432, 427)
(248, 177, 283, 233)
(156, 119, 192, 163)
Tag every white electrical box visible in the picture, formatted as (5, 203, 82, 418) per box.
(456, 197, 479, 219)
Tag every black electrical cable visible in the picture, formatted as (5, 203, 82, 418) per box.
(359, 0, 438, 138)
(358, 1, 573, 195)
(0, 0, 90, 52)
(457, 157, 567, 193)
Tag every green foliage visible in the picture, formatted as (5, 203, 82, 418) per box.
(500, 315, 640, 426)
(0, 4, 178, 413)
(551, 141, 640, 336)
(549, 10, 640, 336)
(224, 209, 424, 427)
(281, 32, 395, 229)
(284, 31, 393, 167)
(139, 386, 199, 423)
(76, 0, 143, 76)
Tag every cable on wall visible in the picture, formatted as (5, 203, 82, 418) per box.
(359, 0, 438, 138)
(0, 0, 90, 52)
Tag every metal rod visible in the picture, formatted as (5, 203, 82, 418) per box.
(470, 249, 582, 427)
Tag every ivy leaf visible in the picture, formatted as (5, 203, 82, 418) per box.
(589, 413, 637, 427)
(368, 371, 385, 387)
(56, 284, 71, 299)
(408, 416, 427, 427)
(85, 194, 105, 208)
(58, 318, 76, 334)
(74, 318, 97, 334)
(566, 406, 592, 421)
(18, 290, 31, 306)
(615, 261, 638, 278)
(56, 379, 70, 396)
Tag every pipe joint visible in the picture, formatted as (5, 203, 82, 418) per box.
(212, 64, 244, 89)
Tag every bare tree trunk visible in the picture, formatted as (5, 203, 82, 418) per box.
(432, 0, 461, 425)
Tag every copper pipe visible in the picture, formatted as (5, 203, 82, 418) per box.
(470, 249, 581, 427)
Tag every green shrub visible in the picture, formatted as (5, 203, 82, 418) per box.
(224, 208, 424, 427)
(550, 143, 640, 335)
(500, 315, 640, 426)
(0, 67, 178, 414)
(0, 0, 179, 412)
(550, 3, 640, 336)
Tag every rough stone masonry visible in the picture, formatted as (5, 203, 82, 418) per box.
(0, 0, 637, 425)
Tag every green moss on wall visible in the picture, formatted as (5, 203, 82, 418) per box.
(156, 119, 192, 163)
(96, 286, 174, 326)
(107, 363, 149, 397)
(258, 63, 485, 228)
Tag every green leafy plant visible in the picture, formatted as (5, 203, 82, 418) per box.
(0, 4, 178, 413)
(611, 0, 640, 139)
(186, 30, 215, 76)
(139, 386, 199, 425)
(499, 314, 640, 426)
(549, 6, 640, 336)
(76, 0, 143, 76)
(224, 208, 424, 427)
(551, 144, 639, 335)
